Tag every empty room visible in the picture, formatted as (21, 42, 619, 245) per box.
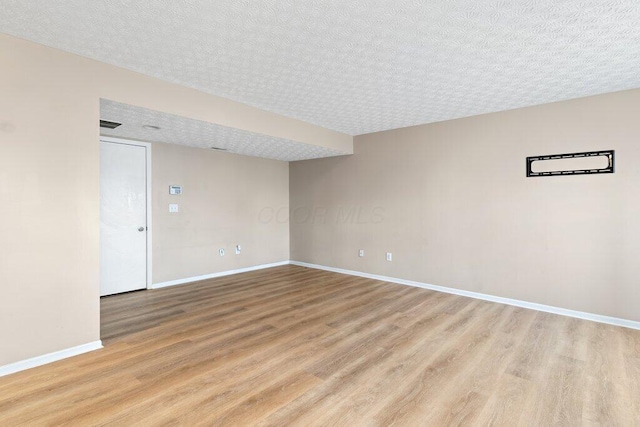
(1, 1, 639, 425)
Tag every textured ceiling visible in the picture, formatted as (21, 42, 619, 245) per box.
(3, 1, 640, 135)
(100, 100, 349, 162)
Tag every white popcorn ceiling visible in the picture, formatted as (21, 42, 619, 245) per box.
(99, 99, 349, 162)
(2, 1, 640, 136)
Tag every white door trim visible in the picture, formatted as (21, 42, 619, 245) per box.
(100, 136, 153, 289)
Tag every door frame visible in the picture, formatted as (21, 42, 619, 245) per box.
(100, 136, 153, 289)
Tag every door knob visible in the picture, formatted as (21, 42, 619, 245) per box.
(138, 227, 145, 232)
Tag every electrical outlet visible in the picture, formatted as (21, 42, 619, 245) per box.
(169, 204, 179, 213)
(359, 249, 364, 257)
(386, 252, 392, 261)
(235, 245, 241, 255)
(219, 248, 225, 257)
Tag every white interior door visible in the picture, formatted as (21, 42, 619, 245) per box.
(100, 141, 147, 296)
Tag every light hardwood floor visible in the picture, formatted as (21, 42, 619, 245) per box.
(1, 265, 639, 426)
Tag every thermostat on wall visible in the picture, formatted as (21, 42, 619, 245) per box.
(169, 185, 183, 195)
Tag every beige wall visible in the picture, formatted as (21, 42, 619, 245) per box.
(291, 89, 640, 322)
(152, 142, 289, 284)
(0, 33, 347, 367)
(1, 38, 100, 366)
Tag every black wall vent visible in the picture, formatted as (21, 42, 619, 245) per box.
(526, 150, 614, 177)
(100, 120, 122, 129)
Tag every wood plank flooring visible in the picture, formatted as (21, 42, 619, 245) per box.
(1, 265, 639, 425)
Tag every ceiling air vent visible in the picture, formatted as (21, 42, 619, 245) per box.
(100, 120, 122, 129)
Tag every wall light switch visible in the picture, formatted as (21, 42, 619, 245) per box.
(386, 252, 393, 261)
(169, 204, 179, 213)
(235, 245, 241, 254)
(359, 249, 364, 257)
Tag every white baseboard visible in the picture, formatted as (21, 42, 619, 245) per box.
(151, 261, 291, 289)
(0, 341, 103, 378)
(290, 261, 640, 331)
(0, 262, 289, 377)
(4, 260, 634, 378)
